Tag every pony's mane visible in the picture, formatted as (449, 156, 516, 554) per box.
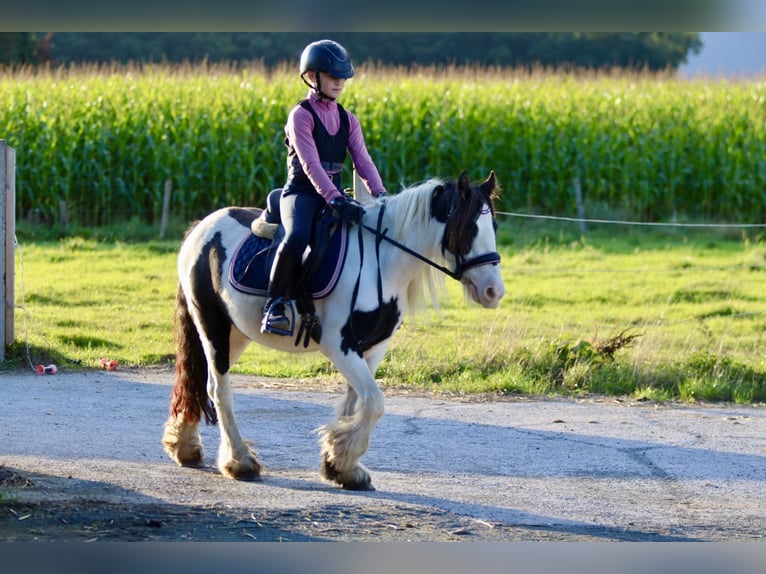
(388, 178, 443, 239)
(379, 178, 449, 314)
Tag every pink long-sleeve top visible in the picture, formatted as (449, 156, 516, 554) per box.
(284, 92, 387, 203)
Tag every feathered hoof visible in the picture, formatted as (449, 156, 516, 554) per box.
(220, 451, 262, 481)
(172, 444, 205, 467)
(162, 418, 204, 467)
(320, 456, 375, 491)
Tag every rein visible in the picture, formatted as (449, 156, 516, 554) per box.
(358, 201, 501, 282)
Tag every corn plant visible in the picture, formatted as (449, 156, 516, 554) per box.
(1, 63, 764, 226)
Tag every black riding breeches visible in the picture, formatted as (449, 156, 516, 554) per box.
(279, 190, 325, 258)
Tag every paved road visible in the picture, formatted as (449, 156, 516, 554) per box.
(1, 368, 765, 542)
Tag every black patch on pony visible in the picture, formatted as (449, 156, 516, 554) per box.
(226, 207, 260, 228)
(340, 297, 401, 357)
(429, 183, 451, 224)
(190, 231, 232, 375)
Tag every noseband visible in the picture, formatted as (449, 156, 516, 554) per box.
(453, 248, 502, 282)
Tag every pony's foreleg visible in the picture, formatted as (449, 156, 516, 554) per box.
(318, 349, 386, 490)
(338, 384, 359, 417)
(337, 345, 388, 417)
(318, 389, 384, 490)
(209, 330, 262, 480)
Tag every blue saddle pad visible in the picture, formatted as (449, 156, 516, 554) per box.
(229, 225, 349, 299)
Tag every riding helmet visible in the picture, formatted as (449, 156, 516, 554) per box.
(299, 39, 355, 79)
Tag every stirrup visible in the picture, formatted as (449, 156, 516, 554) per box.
(260, 297, 295, 336)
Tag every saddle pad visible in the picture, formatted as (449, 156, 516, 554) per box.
(229, 226, 348, 299)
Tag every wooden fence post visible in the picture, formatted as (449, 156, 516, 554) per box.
(0, 140, 16, 360)
(160, 179, 172, 240)
(573, 177, 587, 236)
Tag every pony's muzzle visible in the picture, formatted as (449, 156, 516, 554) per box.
(463, 265, 505, 308)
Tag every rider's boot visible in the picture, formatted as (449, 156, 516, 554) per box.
(260, 244, 302, 335)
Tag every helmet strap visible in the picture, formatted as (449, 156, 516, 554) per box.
(302, 71, 335, 102)
(300, 72, 316, 91)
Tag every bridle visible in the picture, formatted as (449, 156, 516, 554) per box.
(358, 195, 501, 282)
(344, 191, 501, 350)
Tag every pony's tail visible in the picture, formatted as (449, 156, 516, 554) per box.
(169, 284, 218, 425)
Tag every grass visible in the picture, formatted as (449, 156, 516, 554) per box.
(5, 216, 766, 404)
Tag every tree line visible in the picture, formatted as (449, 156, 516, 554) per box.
(1, 32, 701, 71)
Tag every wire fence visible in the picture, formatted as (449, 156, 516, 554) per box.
(12, 207, 766, 371)
(497, 210, 766, 228)
(408, 209, 766, 340)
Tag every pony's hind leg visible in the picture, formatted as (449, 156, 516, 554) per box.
(163, 284, 214, 467)
(163, 411, 205, 467)
(209, 370, 262, 480)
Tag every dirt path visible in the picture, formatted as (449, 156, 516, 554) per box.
(2, 368, 766, 541)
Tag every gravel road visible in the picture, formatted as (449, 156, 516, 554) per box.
(1, 367, 765, 542)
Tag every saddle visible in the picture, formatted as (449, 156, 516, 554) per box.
(229, 190, 349, 347)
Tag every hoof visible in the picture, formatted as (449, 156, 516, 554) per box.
(162, 417, 204, 467)
(343, 479, 376, 492)
(227, 469, 261, 482)
(220, 450, 262, 481)
(174, 445, 204, 467)
(321, 457, 374, 491)
(221, 463, 262, 481)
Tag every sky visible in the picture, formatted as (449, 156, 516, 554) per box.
(680, 32, 766, 77)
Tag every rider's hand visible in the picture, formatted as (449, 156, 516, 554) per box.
(330, 195, 364, 225)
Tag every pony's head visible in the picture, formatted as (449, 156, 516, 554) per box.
(431, 170, 505, 308)
(381, 171, 505, 312)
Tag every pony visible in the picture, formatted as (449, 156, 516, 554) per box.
(162, 170, 506, 490)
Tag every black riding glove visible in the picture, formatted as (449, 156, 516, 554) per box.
(329, 195, 364, 225)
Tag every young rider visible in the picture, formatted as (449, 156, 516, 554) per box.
(261, 39, 388, 335)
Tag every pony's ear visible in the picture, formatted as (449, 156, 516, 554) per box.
(457, 170, 472, 203)
(457, 170, 470, 192)
(479, 170, 498, 198)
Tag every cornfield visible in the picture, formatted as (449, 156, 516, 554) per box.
(1, 62, 764, 226)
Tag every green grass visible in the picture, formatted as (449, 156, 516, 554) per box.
(10, 235, 179, 369)
(5, 217, 766, 404)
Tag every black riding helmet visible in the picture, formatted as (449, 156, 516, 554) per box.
(299, 39, 354, 99)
